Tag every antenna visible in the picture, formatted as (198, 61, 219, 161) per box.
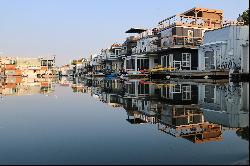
(195, 0, 200, 8)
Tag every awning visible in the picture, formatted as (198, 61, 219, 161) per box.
(126, 28, 147, 34)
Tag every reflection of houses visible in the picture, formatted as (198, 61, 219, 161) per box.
(159, 83, 198, 104)
(198, 83, 249, 128)
(198, 25, 249, 75)
(66, 78, 247, 144)
(101, 93, 122, 108)
(124, 80, 156, 98)
(158, 104, 223, 143)
(0, 77, 56, 96)
(59, 64, 70, 76)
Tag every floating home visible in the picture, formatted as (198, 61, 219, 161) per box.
(90, 44, 123, 76)
(151, 8, 225, 78)
(123, 28, 159, 74)
(198, 24, 249, 79)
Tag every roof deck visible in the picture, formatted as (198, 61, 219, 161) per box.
(158, 7, 224, 30)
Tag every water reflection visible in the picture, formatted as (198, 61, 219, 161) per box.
(57, 77, 249, 144)
(0, 76, 249, 164)
(0, 77, 57, 98)
(1, 77, 249, 143)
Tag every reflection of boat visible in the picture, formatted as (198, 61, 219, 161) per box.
(93, 73, 105, 77)
(120, 74, 129, 80)
(105, 73, 118, 78)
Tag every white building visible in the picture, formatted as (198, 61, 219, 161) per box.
(124, 28, 159, 73)
(198, 25, 249, 74)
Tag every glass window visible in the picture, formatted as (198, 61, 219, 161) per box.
(182, 53, 191, 67)
(154, 59, 158, 63)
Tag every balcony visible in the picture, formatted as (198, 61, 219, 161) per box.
(105, 54, 118, 61)
(161, 35, 203, 48)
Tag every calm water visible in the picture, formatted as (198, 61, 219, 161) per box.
(0, 77, 249, 165)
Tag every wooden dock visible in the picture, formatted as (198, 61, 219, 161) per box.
(127, 74, 149, 79)
(150, 70, 230, 79)
(151, 78, 229, 85)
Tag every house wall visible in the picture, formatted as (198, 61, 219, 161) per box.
(198, 25, 249, 72)
(136, 36, 158, 53)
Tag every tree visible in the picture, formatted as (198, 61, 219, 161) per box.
(239, 8, 249, 25)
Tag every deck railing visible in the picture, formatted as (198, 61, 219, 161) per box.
(158, 14, 223, 30)
(161, 35, 203, 48)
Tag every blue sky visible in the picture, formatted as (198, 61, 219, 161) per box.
(0, 0, 249, 65)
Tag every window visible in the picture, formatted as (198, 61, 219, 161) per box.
(163, 56, 167, 67)
(115, 49, 120, 55)
(154, 59, 158, 64)
(204, 85, 215, 103)
(188, 30, 194, 43)
(182, 53, 191, 68)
